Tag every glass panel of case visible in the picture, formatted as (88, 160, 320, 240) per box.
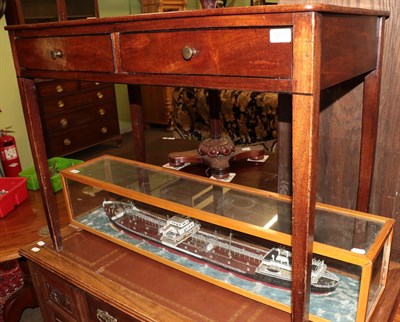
(61, 155, 394, 321)
(21, 0, 59, 23)
(65, 0, 96, 20)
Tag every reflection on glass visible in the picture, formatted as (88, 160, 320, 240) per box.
(73, 157, 384, 253)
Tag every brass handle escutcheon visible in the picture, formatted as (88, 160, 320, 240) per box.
(101, 127, 108, 134)
(97, 92, 104, 99)
(98, 108, 106, 116)
(182, 46, 197, 60)
(57, 100, 64, 108)
(50, 49, 63, 60)
(56, 85, 63, 93)
(63, 138, 71, 146)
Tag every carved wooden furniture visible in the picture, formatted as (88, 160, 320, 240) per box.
(5, 0, 122, 157)
(5, 4, 389, 320)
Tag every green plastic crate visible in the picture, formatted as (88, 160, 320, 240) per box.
(19, 157, 83, 192)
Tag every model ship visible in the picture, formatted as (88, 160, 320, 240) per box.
(103, 200, 339, 293)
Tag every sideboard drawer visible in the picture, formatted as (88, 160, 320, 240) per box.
(44, 102, 117, 133)
(86, 294, 140, 322)
(46, 120, 120, 156)
(40, 86, 116, 115)
(120, 28, 292, 78)
(37, 80, 80, 97)
(16, 35, 114, 72)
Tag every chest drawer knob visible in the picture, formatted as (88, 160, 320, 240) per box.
(97, 92, 104, 99)
(60, 118, 68, 127)
(56, 85, 64, 93)
(96, 308, 117, 322)
(182, 46, 197, 61)
(63, 138, 71, 146)
(101, 127, 108, 134)
(50, 49, 63, 60)
(98, 108, 106, 116)
(57, 100, 65, 108)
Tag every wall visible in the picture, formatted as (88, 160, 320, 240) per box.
(0, 16, 32, 170)
(279, 0, 400, 260)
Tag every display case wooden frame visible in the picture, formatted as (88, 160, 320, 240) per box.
(60, 155, 394, 321)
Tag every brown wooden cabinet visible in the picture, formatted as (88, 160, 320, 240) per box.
(5, 0, 121, 157)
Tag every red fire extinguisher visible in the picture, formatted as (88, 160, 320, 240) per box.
(0, 128, 23, 177)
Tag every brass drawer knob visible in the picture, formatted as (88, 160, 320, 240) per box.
(182, 46, 197, 60)
(63, 138, 71, 146)
(98, 108, 106, 116)
(97, 92, 104, 99)
(56, 85, 63, 93)
(95, 82, 100, 86)
(101, 127, 108, 134)
(57, 100, 65, 108)
(50, 49, 63, 60)
(60, 118, 68, 127)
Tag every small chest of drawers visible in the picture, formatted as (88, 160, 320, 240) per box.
(36, 79, 122, 157)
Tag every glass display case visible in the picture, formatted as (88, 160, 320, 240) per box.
(6, 0, 98, 25)
(60, 155, 394, 321)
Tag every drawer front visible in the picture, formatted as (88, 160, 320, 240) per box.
(86, 294, 139, 322)
(37, 80, 80, 98)
(120, 28, 292, 78)
(30, 263, 84, 320)
(44, 103, 118, 133)
(46, 120, 120, 156)
(40, 86, 116, 115)
(16, 35, 114, 72)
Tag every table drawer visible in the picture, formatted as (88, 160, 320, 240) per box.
(16, 35, 114, 72)
(86, 294, 139, 322)
(46, 120, 120, 156)
(120, 28, 292, 78)
(44, 103, 118, 133)
(41, 86, 116, 115)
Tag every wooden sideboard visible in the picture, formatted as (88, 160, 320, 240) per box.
(5, 5, 389, 320)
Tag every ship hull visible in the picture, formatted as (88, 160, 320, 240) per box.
(103, 200, 339, 294)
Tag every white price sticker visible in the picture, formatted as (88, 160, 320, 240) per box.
(270, 28, 292, 43)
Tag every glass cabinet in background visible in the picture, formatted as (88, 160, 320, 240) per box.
(5, 0, 98, 24)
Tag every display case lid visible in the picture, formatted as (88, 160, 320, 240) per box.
(61, 155, 393, 259)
